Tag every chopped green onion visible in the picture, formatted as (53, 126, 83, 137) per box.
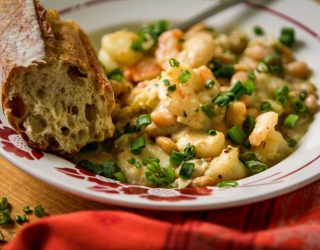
(0, 210, 10, 225)
(145, 161, 175, 187)
(163, 79, 170, 86)
(114, 172, 127, 182)
(274, 85, 289, 105)
(103, 160, 120, 178)
(263, 53, 282, 65)
(23, 206, 32, 214)
(131, 20, 169, 52)
(253, 25, 264, 36)
(299, 90, 308, 100)
(229, 80, 247, 99)
(201, 103, 214, 118)
(287, 139, 297, 148)
(243, 80, 255, 95)
(247, 71, 256, 80)
(208, 58, 221, 71)
(243, 115, 255, 135)
(15, 215, 27, 224)
(217, 181, 238, 187)
(208, 129, 217, 136)
(166, 84, 176, 95)
(205, 79, 215, 89)
(213, 64, 234, 79)
(136, 114, 152, 130)
(107, 68, 123, 82)
(245, 160, 268, 173)
(263, 53, 283, 74)
(166, 167, 176, 183)
(142, 157, 160, 166)
(283, 114, 299, 128)
(291, 98, 307, 113)
(213, 92, 235, 107)
(78, 160, 103, 175)
(240, 151, 256, 162)
(124, 123, 137, 134)
(145, 172, 157, 185)
(131, 137, 145, 154)
(169, 58, 180, 67)
(179, 162, 194, 179)
(178, 70, 191, 83)
(134, 161, 142, 169)
(256, 62, 269, 73)
(34, 205, 45, 218)
(227, 125, 247, 145)
(169, 151, 185, 165)
(127, 157, 136, 165)
(279, 27, 295, 47)
(184, 144, 196, 160)
(275, 85, 289, 97)
(146, 163, 158, 172)
(0, 197, 8, 211)
(260, 101, 273, 111)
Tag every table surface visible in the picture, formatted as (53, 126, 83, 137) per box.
(0, 156, 117, 245)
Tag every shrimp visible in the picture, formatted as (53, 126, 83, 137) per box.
(249, 111, 279, 147)
(155, 29, 184, 69)
(178, 32, 216, 68)
(125, 57, 162, 82)
(158, 65, 221, 130)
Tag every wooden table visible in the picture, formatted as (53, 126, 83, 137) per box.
(0, 156, 118, 245)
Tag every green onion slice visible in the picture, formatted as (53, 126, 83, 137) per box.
(217, 181, 239, 188)
(107, 68, 123, 82)
(131, 137, 146, 154)
(179, 162, 194, 179)
(227, 125, 247, 145)
(201, 103, 214, 118)
(178, 70, 191, 83)
(34, 205, 45, 218)
(23, 206, 32, 214)
(208, 129, 217, 136)
(279, 27, 295, 47)
(205, 79, 215, 89)
(136, 114, 152, 130)
(243, 115, 255, 136)
(170, 151, 185, 165)
(184, 144, 196, 160)
(253, 25, 264, 36)
(169, 58, 180, 67)
(287, 139, 297, 148)
(260, 101, 273, 111)
(114, 172, 127, 182)
(166, 84, 177, 95)
(240, 151, 256, 162)
(283, 114, 299, 128)
(127, 157, 136, 165)
(291, 98, 307, 113)
(245, 160, 268, 173)
(163, 79, 170, 86)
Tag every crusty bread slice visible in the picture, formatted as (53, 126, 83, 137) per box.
(0, 0, 115, 155)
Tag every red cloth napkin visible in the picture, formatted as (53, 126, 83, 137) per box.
(5, 180, 320, 250)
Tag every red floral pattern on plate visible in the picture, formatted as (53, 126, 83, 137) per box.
(0, 126, 44, 160)
(55, 166, 213, 202)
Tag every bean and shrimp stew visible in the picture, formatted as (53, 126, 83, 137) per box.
(73, 21, 319, 188)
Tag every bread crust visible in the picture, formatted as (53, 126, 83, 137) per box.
(0, 0, 115, 155)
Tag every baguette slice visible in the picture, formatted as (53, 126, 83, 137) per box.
(0, 0, 115, 155)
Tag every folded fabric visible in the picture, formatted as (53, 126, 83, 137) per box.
(5, 180, 320, 250)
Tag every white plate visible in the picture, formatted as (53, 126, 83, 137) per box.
(1, 0, 319, 210)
